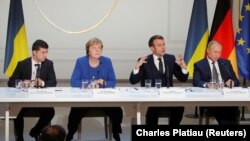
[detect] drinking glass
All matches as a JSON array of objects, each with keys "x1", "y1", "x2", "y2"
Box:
[
  {"x1": 15, "y1": 79, "x2": 22, "y2": 89},
  {"x1": 209, "y1": 78, "x2": 217, "y2": 89},
  {"x1": 155, "y1": 79, "x2": 162, "y2": 89},
  {"x1": 22, "y1": 81, "x2": 30, "y2": 88},
  {"x1": 88, "y1": 76, "x2": 98, "y2": 88},
  {"x1": 218, "y1": 79, "x2": 224, "y2": 90},
  {"x1": 145, "y1": 79, "x2": 151, "y2": 88},
  {"x1": 82, "y1": 79, "x2": 89, "y2": 90}
]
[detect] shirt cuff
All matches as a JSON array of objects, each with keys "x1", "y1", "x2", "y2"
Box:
[
  {"x1": 203, "y1": 83, "x2": 208, "y2": 88},
  {"x1": 133, "y1": 67, "x2": 139, "y2": 74},
  {"x1": 181, "y1": 68, "x2": 188, "y2": 74},
  {"x1": 41, "y1": 81, "x2": 45, "y2": 87}
]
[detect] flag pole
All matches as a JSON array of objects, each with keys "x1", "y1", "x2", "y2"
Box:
[
  {"x1": 241, "y1": 78, "x2": 249, "y2": 121},
  {"x1": 183, "y1": 0, "x2": 208, "y2": 119},
  {"x1": 235, "y1": 0, "x2": 250, "y2": 121},
  {"x1": 242, "y1": 78, "x2": 247, "y2": 88}
]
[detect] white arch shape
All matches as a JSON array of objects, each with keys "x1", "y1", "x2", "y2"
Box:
[{"x1": 33, "y1": 0, "x2": 118, "y2": 34}]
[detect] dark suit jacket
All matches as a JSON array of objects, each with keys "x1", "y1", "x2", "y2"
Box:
[
  {"x1": 193, "y1": 58, "x2": 239, "y2": 87},
  {"x1": 130, "y1": 54, "x2": 188, "y2": 87},
  {"x1": 8, "y1": 57, "x2": 57, "y2": 87}
]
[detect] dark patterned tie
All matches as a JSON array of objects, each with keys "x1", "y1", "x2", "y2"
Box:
[
  {"x1": 212, "y1": 61, "x2": 219, "y2": 82},
  {"x1": 158, "y1": 58, "x2": 163, "y2": 75}
]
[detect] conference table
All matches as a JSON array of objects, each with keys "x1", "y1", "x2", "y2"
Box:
[{"x1": 0, "y1": 86, "x2": 250, "y2": 141}]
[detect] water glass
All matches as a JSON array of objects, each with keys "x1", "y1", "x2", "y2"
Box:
[
  {"x1": 209, "y1": 79, "x2": 217, "y2": 89},
  {"x1": 82, "y1": 79, "x2": 89, "y2": 90},
  {"x1": 15, "y1": 79, "x2": 22, "y2": 89},
  {"x1": 218, "y1": 80, "x2": 224, "y2": 90},
  {"x1": 155, "y1": 79, "x2": 162, "y2": 88},
  {"x1": 145, "y1": 79, "x2": 151, "y2": 88},
  {"x1": 22, "y1": 81, "x2": 30, "y2": 88}
]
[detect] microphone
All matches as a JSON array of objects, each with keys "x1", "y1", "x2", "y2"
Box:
[
  {"x1": 35, "y1": 64, "x2": 41, "y2": 77},
  {"x1": 35, "y1": 64, "x2": 41, "y2": 88},
  {"x1": 166, "y1": 64, "x2": 169, "y2": 88},
  {"x1": 99, "y1": 61, "x2": 106, "y2": 88},
  {"x1": 220, "y1": 62, "x2": 232, "y2": 88},
  {"x1": 162, "y1": 54, "x2": 169, "y2": 88}
]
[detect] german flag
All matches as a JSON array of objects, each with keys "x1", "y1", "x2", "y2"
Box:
[
  {"x1": 4, "y1": 0, "x2": 29, "y2": 77},
  {"x1": 209, "y1": 0, "x2": 238, "y2": 75}
]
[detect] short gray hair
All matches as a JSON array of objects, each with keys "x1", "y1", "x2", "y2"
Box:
[{"x1": 207, "y1": 40, "x2": 222, "y2": 48}]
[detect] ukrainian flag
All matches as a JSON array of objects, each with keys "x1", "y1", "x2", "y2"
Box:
[
  {"x1": 184, "y1": 0, "x2": 209, "y2": 77},
  {"x1": 4, "y1": 0, "x2": 29, "y2": 77}
]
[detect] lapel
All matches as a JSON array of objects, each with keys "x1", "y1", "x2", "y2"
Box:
[
  {"x1": 146, "y1": 54, "x2": 157, "y2": 78},
  {"x1": 163, "y1": 55, "x2": 169, "y2": 78},
  {"x1": 40, "y1": 60, "x2": 46, "y2": 79},
  {"x1": 27, "y1": 58, "x2": 32, "y2": 79},
  {"x1": 204, "y1": 59, "x2": 212, "y2": 79},
  {"x1": 163, "y1": 54, "x2": 169, "y2": 70},
  {"x1": 217, "y1": 59, "x2": 226, "y2": 80},
  {"x1": 147, "y1": 54, "x2": 157, "y2": 70}
]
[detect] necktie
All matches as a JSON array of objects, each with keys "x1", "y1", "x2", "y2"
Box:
[
  {"x1": 35, "y1": 64, "x2": 41, "y2": 78},
  {"x1": 212, "y1": 61, "x2": 219, "y2": 82},
  {"x1": 158, "y1": 58, "x2": 163, "y2": 75}
]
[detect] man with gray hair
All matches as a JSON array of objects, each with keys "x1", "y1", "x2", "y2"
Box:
[{"x1": 193, "y1": 40, "x2": 240, "y2": 125}]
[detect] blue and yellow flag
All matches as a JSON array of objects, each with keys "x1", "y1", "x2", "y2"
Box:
[
  {"x1": 236, "y1": 0, "x2": 250, "y2": 80},
  {"x1": 184, "y1": 0, "x2": 209, "y2": 77},
  {"x1": 4, "y1": 0, "x2": 29, "y2": 77}
]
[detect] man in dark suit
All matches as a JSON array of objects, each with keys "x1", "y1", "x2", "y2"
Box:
[
  {"x1": 129, "y1": 35, "x2": 189, "y2": 125},
  {"x1": 8, "y1": 39, "x2": 57, "y2": 141},
  {"x1": 193, "y1": 40, "x2": 240, "y2": 125}
]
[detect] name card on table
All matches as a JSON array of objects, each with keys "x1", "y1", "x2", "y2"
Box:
[
  {"x1": 92, "y1": 88, "x2": 119, "y2": 95},
  {"x1": 185, "y1": 87, "x2": 223, "y2": 97},
  {"x1": 69, "y1": 88, "x2": 93, "y2": 97},
  {"x1": 223, "y1": 87, "x2": 249, "y2": 97},
  {"x1": 120, "y1": 87, "x2": 160, "y2": 97},
  {"x1": 159, "y1": 87, "x2": 185, "y2": 97},
  {"x1": 28, "y1": 88, "x2": 55, "y2": 97},
  {"x1": 159, "y1": 87, "x2": 186, "y2": 94}
]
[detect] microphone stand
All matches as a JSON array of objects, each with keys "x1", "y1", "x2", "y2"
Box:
[
  {"x1": 36, "y1": 76, "x2": 39, "y2": 88},
  {"x1": 98, "y1": 61, "x2": 106, "y2": 88},
  {"x1": 35, "y1": 64, "x2": 40, "y2": 89},
  {"x1": 166, "y1": 65, "x2": 169, "y2": 89},
  {"x1": 242, "y1": 78, "x2": 247, "y2": 88}
]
